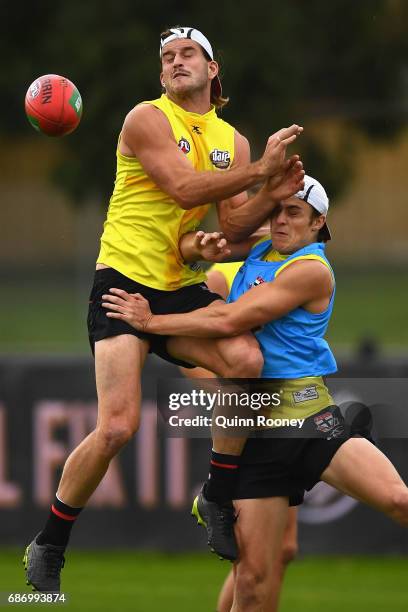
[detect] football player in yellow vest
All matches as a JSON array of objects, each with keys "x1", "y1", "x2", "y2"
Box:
[{"x1": 24, "y1": 27, "x2": 304, "y2": 591}]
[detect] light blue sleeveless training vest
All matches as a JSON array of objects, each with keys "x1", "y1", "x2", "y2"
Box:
[{"x1": 228, "y1": 241, "x2": 337, "y2": 378}]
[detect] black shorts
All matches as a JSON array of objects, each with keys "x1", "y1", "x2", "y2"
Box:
[
  {"x1": 235, "y1": 405, "x2": 353, "y2": 506},
  {"x1": 87, "y1": 267, "x2": 222, "y2": 367}
]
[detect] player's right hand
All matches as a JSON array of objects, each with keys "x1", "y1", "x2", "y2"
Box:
[
  {"x1": 193, "y1": 230, "x2": 232, "y2": 262},
  {"x1": 102, "y1": 288, "x2": 153, "y2": 331},
  {"x1": 264, "y1": 155, "x2": 305, "y2": 200},
  {"x1": 259, "y1": 125, "x2": 303, "y2": 178}
]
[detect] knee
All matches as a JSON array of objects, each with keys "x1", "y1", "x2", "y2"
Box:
[
  {"x1": 96, "y1": 417, "x2": 139, "y2": 458},
  {"x1": 240, "y1": 346, "x2": 264, "y2": 378},
  {"x1": 280, "y1": 543, "x2": 298, "y2": 566},
  {"x1": 388, "y1": 486, "x2": 408, "y2": 527},
  {"x1": 235, "y1": 564, "x2": 268, "y2": 608},
  {"x1": 228, "y1": 344, "x2": 264, "y2": 378}
]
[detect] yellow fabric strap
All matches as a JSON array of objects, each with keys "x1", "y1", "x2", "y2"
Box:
[
  {"x1": 275, "y1": 254, "x2": 333, "y2": 278},
  {"x1": 209, "y1": 261, "x2": 243, "y2": 291}
]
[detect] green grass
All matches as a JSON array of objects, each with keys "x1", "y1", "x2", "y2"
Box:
[
  {"x1": 282, "y1": 556, "x2": 408, "y2": 611},
  {"x1": 1, "y1": 267, "x2": 407, "y2": 353},
  {"x1": 1, "y1": 550, "x2": 407, "y2": 611}
]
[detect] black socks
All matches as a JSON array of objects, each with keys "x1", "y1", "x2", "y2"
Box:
[
  {"x1": 205, "y1": 451, "x2": 241, "y2": 503},
  {"x1": 36, "y1": 495, "x2": 83, "y2": 549}
]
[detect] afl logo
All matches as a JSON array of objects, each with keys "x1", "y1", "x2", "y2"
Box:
[
  {"x1": 178, "y1": 137, "x2": 190, "y2": 154},
  {"x1": 210, "y1": 149, "x2": 231, "y2": 169}
]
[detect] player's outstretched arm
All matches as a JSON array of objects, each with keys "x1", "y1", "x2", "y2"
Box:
[
  {"x1": 120, "y1": 104, "x2": 303, "y2": 210},
  {"x1": 218, "y1": 133, "x2": 305, "y2": 243},
  {"x1": 101, "y1": 260, "x2": 333, "y2": 337}
]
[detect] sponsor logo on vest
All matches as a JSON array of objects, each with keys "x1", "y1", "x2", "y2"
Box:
[
  {"x1": 210, "y1": 149, "x2": 231, "y2": 169},
  {"x1": 293, "y1": 386, "x2": 319, "y2": 403},
  {"x1": 178, "y1": 137, "x2": 190, "y2": 154},
  {"x1": 29, "y1": 81, "x2": 41, "y2": 100}
]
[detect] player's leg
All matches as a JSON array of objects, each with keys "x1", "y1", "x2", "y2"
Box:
[
  {"x1": 231, "y1": 497, "x2": 289, "y2": 612},
  {"x1": 321, "y1": 437, "x2": 408, "y2": 526},
  {"x1": 269, "y1": 507, "x2": 298, "y2": 611},
  {"x1": 217, "y1": 571, "x2": 235, "y2": 612},
  {"x1": 168, "y1": 330, "x2": 263, "y2": 379},
  {"x1": 57, "y1": 334, "x2": 149, "y2": 505},
  {"x1": 179, "y1": 365, "x2": 217, "y2": 379},
  {"x1": 169, "y1": 331, "x2": 264, "y2": 557},
  {"x1": 216, "y1": 507, "x2": 298, "y2": 612},
  {"x1": 168, "y1": 331, "x2": 263, "y2": 459},
  {"x1": 280, "y1": 506, "x2": 299, "y2": 570},
  {"x1": 24, "y1": 334, "x2": 149, "y2": 592},
  {"x1": 169, "y1": 333, "x2": 263, "y2": 560},
  {"x1": 178, "y1": 268, "x2": 230, "y2": 381},
  {"x1": 168, "y1": 330, "x2": 264, "y2": 455}
]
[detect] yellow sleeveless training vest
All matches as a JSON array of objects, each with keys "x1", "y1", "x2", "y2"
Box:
[{"x1": 97, "y1": 94, "x2": 235, "y2": 291}]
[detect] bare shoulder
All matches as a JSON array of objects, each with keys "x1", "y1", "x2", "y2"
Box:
[
  {"x1": 278, "y1": 258, "x2": 333, "y2": 290},
  {"x1": 120, "y1": 103, "x2": 173, "y2": 156},
  {"x1": 234, "y1": 129, "x2": 250, "y2": 152},
  {"x1": 233, "y1": 129, "x2": 251, "y2": 165},
  {"x1": 123, "y1": 103, "x2": 172, "y2": 134}
]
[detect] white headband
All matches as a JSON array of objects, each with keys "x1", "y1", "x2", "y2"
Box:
[
  {"x1": 160, "y1": 27, "x2": 214, "y2": 59},
  {"x1": 159, "y1": 27, "x2": 222, "y2": 98}
]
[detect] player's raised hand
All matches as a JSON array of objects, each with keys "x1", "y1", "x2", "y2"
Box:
[
  {"x1": 264, "y1": 156, "x2": 305, "y2": 201},
  {"x1": 192, "y1": 230, "x2": 231, "y2": 262},
  {"x1": 102, "y1": 288, "x2": 153, "y2": 331},
  {"x1": 258, "y1": 125, "x2": 303, "y2": 178}
]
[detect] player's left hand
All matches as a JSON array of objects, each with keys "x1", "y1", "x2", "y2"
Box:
[
  {"x1": 192, "y1": 230, "x2": 232, "y2": 262},
  {"x1": 264, "y1": 155, "x2": 305, "y2": 201},
  {"x1": 102, "y1": 288, "x2": 153, "y2": 331}
]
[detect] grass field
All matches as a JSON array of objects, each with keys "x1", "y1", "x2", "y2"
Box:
[
  {"x1": 1, "y1": 267, "x2": 408, "y2": 353},
  {"x1": 1, "y1": 550, "x2": 407, "y2": 611}
]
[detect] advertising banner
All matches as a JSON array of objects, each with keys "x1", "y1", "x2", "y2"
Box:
[{"x1": 1, "y1": 356, "x2": 407, "y2": 554}]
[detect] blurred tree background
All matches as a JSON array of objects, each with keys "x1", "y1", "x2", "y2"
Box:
[
  {"x1": 1, "y1": 0, "x2": 408, "y2": 202},
  {"x1": 0, "y1": 0, "x2": 407, "y2": 353}
]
